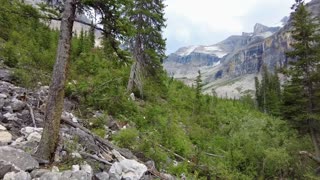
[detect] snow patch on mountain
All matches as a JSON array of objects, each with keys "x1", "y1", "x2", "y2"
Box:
[
  {"x1": 195, "y1": 46, "x2": 227, "y2": 58},
  {"x1": 175, "y1": 45, "x2": 227, "y2": 58},
  {"x1": 176, "y1": 46, "x2": 198, "y2": 56}
]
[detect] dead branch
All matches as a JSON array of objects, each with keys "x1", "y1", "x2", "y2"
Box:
[
  {"x1": 61, "y1": 117, "x2": 136, "y2": 160},
  {"x1": 26, "y1": 103, "x2": 37, "y2": 128},
  {"x1": 157, "y1": 144, "x2": 192, "y2": 164},
  {"x1": 79, "y1": 152, "x2": 112, "y2": 166},
  {"x1": 299, "y1": 151, "x2": 320, "y2": 165}
]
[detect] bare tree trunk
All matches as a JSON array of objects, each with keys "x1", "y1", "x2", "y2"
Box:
[
  {"x1": 127, "y1": 62, "x2": 137, "y2": 92},
  {"x1": 35, "y1": 0, "x2": 76, "y2": 162},
  {"x1": 127, "y1": 61, "x2": 143, "y2": 96},
  {"x1": 310, "y1": 128, "x2": 320, "y2": 158}
]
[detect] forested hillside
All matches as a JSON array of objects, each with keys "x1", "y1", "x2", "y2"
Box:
[{"x1": 0, "y1": 0, "x2": 319, "y2": 179}]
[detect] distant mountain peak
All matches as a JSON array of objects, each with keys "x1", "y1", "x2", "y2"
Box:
[{"x1": 253, "y1": 23, "x2": 270, "y2": 34}]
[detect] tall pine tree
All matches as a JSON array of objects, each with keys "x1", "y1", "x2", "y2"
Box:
[
  {"x1": 282, "y1": 0, "x2": 320, "y2": 158},
  {"x1": 127, "y1": 0, "x2": 166, "y2": 96}
]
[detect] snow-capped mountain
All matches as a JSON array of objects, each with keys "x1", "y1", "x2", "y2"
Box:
[
  {"x1": 164, "y1": 0, "x2": 320, "y2": 99},
  {"x1": 163, "y1": 22, "x2": 281, "y2": 94}
]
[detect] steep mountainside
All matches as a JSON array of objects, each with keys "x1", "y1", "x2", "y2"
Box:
[
  {"x1": 164, "y1": 0, "x2": 320, "y2": 98},
  {"x1": 24, "y1": 0, "x2": 103, "y2": 46}
]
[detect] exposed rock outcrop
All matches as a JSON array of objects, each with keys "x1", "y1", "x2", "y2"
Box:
[{"x1": 0, "y1": 69, "x2": 176, "y2": 180}]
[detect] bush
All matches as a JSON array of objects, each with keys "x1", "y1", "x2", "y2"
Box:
[{"x1": 113, "y1": 128, "x2": 139, "y2": 148}]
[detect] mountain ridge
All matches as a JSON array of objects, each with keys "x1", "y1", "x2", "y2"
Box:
[{"x1": 164, "y1": 0, "x2": 320, "y2": 98}]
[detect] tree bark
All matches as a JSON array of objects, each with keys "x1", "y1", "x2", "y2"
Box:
[
  {"x1": 35, "y1": 0, "x2": 76, "y2": 162},
  {"x1": 127, "y1": 62, "x2": 137, "y2": 92},
  {"x1": 310, "y1": 128, "x2": 320, "y2": 158}
]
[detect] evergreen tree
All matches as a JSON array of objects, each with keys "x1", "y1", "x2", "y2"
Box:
[
  {"x1": 255, "y1": 76, "x2": 262, "y2": 109},
  {"x1": 194, "y1": 70, "x2": 203, "y2": 113},
  {"x1": 195, "y1": 70, "x2": 203, "y2": 101},
  {"x1": 89, "y1": 21, "x2": 95, "y2": 48},
  {"x1": 76, "y1": 28, "x2": 85, "y2": 56},
  {"x1": 255, "y1": 66, "x2": 281, "y2": 116},
  {"x1": 127, "y1": 0, "x2": 166, "y2": 96},
  {"x1": 282, "y1": 0, "x2": 320, "y2": 158},
  {"x1": 36, "y1": 0, "x2": 136, "y2": 162}
]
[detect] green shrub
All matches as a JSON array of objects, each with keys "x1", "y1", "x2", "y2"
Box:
[{"x1": 113, "y1": 128, "x2": 139, "y2": 148}]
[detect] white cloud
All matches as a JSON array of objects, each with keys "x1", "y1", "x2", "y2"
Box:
[{"x1": 164, "y1": 0, "x2": 312, "y2": 54}]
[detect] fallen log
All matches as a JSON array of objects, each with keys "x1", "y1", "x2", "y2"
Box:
[
  {"x1": 61, "y1": 117, "x2": 136, "y2": 160},
  {"x1": 299, "y1": 151, "x2": 320, "y2": 165},
  {"x1": 26, "y1": 103, "x2": 37, "y2": 128},
  {"x1": 79, "y1": 152, "x2": 113, "y2": 166}
]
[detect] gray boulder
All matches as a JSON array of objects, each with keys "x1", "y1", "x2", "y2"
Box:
[
  {"x1": 109, "y1": 159, "x2": 147, "y2": 180},
  {"x1": 80, "y1": 162, "x2": 93, "y2": 176},
  {"x1": 11, "y1": 99, "x2": 26, "y2": 112},
  {"x1": 65, "y1": 170, "x2": 91, "y2": 180},
  {"x1": 0, "y1": 69, "x2": 12, "y2": 82},
  {"x1": 30, "y1": 169, "x2": 51, "y2": 179},
  {"x1": 39, "y1": 170, "x2": 92, "y2": 180},
  {"x1": 3, "y1": 171, "x2": 31, "y2": 180},
  {"x1": 0, "y1": 160, "x2": 20, "y2": 178},
  {"x1": 39, "y1": 172, "x2": 61, "y2": 180},
  {"x1": 94, "y1": 172, "x2": 109, "y2": 180},
  {"x1": 0, "y1": 146, "x2": 39, "y2": 171}
]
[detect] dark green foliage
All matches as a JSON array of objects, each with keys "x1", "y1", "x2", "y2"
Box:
[
  {"x1": 282, "y1": 0, "x2": 320, "y2": 158},
  {"x1": 129, "y1": 0, "x2": 166, "y2": 69},
  {"x1": 194, "y1": 70, "x2": 203, "y2": 113},
  {"x1": 0, "y1": 0, "x2": 58, "y2": 87},
  {"x1": 126, "y1": 0, "x2": 167, "y2": 97},
  {"x1": 255, "y1": 66, "x2": 282, "y2": 116}
]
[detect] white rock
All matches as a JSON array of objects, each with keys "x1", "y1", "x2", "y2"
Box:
[
  {"x1": 3, "y1": 171, "x2": 31, "y2": 180},
  {"x1": 130, "y1": 93, "x2": 135, "y2": 101},
  {"x1": 72, "y1": 117, "x2": 78, "y2": 123},
  {"x1": 80, "y1": 162, "x2": 93, "y2": 177},
  {"x1": 51, "y1": 166, "x2": 59, "y2": 172},
  {"x1": 3, "y1": 106, "x2": 13, "y2": 113},
  {"x1": 11, "y1": 137, "x2": 25, "y2": 146},
  {"x1": 21, "y1": 127, "x2": 43, "y2": 137},
  {"x1": 0, "y1": 124, "x2": 7, "y2": 131},
  {"x1": 0, "y1": 131, "x2": 12, "y2": 143},
  {"x1": 0, "y1": 93, "x2": 7, "y2": 98},
  {"x1": 3, "y1": 113, "x2": 17, "y2": 121},
  {"x1": 26, "y1": 132, "x2": 41, "y2": 142},
  {"x1": 72, "y1": 165, "x2": 80, "y2": 172},
  {"x1": 109, "y1": 159, "x2": 147, "y2": 180},
  {"x1": 71, "y1": 152, "x2": 82, "y2": 158}
]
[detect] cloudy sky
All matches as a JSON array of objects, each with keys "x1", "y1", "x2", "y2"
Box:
[{"x1": 164, "y1": 0, "x2": 311, "y2": 54}]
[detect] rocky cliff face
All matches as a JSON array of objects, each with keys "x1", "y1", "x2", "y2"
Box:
[
  {"x1": 164, "y1": 21, "x2": 281, "y2": 88},
  {"x1": 164, "y1": 0, "x2": 320, "y2": 98}
]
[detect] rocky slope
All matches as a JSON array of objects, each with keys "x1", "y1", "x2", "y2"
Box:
[
  {"x1": 164, "y1": 0, "x2": 320, "y2": 98},
  {"x1": 0, "y1": 68, "x2": 175, "y2": 180}
]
